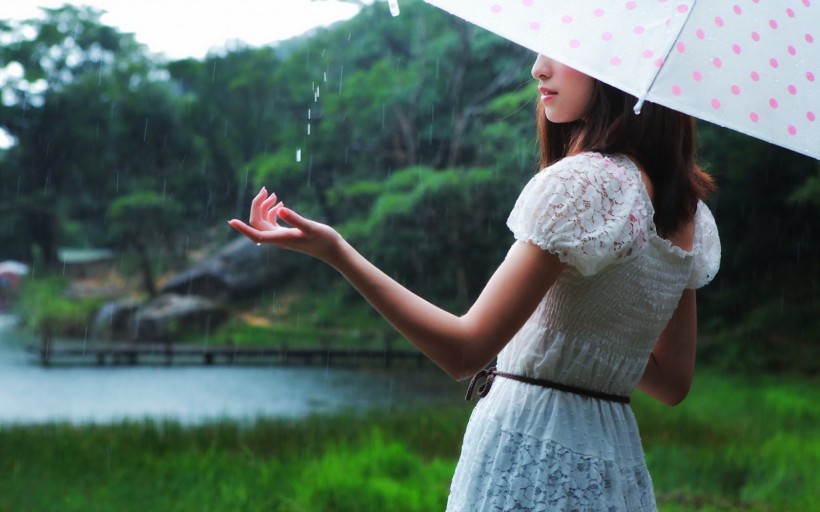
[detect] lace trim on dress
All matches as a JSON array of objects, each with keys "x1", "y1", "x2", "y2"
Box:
[
  {"x1": 506, "y1": 152, "x2": 650, "y2": 276},
  {"x1": 686, "y1": 202, "x2": 721, "y2": 288},
  {"x1": 507, "y1": 152, "x2": 720, "y2": 285},
  {"x1": 447, "y1": 429, "x2": 657, "y2": 512}
]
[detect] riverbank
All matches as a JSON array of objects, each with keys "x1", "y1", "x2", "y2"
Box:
[
  {"x1": 0, "y1": 316, "x2": 463, "y2": 425},
  {"x1": 1, "y1": 370, "x2": 816, "y2": 511}
]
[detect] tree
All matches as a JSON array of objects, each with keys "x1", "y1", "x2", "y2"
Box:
[
  {"x1": 0, "y1": 5, "x2": 153, "y2": 264},
  {"x1": 108, "y1": 192, "x2": 184, "y2": 297},
  {"x1": 0, "y1": 5, "x2": 212, "y2": 269}
]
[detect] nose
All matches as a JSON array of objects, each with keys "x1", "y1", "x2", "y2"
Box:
[{"x1": 531, "y1": 54, "x2": 553, "y2": 80}]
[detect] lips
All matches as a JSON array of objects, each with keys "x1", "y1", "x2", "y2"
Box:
[{"x1": 539, "y1": 87, "x2": 557, "y2": 102}]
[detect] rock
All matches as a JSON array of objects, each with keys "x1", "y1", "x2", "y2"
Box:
[
  {"x1": 91, "y1": 301, "x2": 140, "y2": 340},
  {"x1": 128, "y1": 293, "x2": 229, "y2": 342},
  {"x1": 161, "y1": 237, "x2": 302, "y2": 299},
  {"x1": 92, "y1": 294, "x2": 228, "y2": 342}
]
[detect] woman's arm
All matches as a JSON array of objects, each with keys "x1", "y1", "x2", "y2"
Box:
[
  {"x1": 229, "y1": 189, "x2": 565, "y2": 380},
  {"x1": 637, "y1": 288, "x2": 698, "y2": 406}
]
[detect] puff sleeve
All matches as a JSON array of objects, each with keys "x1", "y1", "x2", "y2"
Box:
[
  {"x1": 685, "y1": 201, "x2": 721, "y2": 289},
  {"x1": 506, "y1": 152, "x2": 651, "y2": 276}
]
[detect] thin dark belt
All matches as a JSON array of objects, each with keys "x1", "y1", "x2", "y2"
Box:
[{"x1": 465, "y1": 367, "x2": 631, "y2": 404}]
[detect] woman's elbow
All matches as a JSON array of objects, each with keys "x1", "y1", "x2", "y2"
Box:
[
  {"x1": 660, "y1": 381, "x2": 692, "y2": 406},
  {"x1": 446, "y1": 361, "x2": 489, "y2": 382}
]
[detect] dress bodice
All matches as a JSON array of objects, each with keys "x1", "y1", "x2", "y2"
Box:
[{"x1": 500, "y1": 152, "x2": 720, "y2": 395}]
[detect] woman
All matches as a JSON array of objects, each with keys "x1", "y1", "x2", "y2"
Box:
[{"x1": 229, "y1": 54, "x2": 720, "y2": 510}]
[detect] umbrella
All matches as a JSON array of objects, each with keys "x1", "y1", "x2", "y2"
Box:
[{"x1": 417, "y1": 0, "x2": 819, "y2": 159}]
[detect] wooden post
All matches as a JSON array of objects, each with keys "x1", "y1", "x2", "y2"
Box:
[
  {"x1": 384, "y1": 338, "x2": 393, "y2": 368},
  {"x1": 39, "y1": 327, "x2": 51, "y2": 367}
]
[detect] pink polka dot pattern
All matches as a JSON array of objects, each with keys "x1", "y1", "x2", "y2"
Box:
[
  {"x1": 649, "y1": 0, "x2": 819, "y2": 157},
  {"x1": 424, "y1": 0, "x2": 820, "y2": 157}
]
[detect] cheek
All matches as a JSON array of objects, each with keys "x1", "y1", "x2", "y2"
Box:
[{"x1": 572, "y1": 77, "x2": 595, "y2": 115}]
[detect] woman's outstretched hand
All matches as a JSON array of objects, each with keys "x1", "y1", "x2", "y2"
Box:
[{"x1": 228, "y1": 187, "x2": 343, "y2": 264}]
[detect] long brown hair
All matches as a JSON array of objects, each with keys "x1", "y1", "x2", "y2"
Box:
[{"x1": 536, "y1": 80, "x2": 715, "y2": 237}]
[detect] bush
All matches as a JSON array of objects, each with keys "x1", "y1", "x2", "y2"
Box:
[{"x1": 13, "y1": 274, "x2": 106, "y2": 338}]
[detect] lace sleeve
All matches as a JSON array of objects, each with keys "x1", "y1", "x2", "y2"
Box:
[
  {"x1": 686, "y1": 201, "x2": 721, "y2": 289},
  {"x1": 506, "y1": 152, "x2": 650, "y2": 276}
]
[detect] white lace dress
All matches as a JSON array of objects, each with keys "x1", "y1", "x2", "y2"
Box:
[{"x1": 446, "y1": 152, "x2": 721, "y2": 511}]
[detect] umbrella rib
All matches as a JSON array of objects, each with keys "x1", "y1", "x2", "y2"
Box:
[{"x1": 633, "y1": 0, "x2": 697, "y2": 114}]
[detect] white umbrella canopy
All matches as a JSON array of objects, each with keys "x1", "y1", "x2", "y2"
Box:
[{"x1": 420, "y1": 0, "x2": 819, "y2": 159}]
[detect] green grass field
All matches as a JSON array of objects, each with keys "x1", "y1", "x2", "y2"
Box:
[{"x1": 0, "y1": 370, "x2": 816, "y2": 511}]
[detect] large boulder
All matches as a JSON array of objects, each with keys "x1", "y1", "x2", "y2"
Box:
[
  {"x1": 161, "y1": 237, "x2": 302, "y2": 299},
  {"x1": 92, "y1": 294, "x2": 228, "y2": 342},
  {"x1": 128, "y1": 293, "x2": 228, "y2": 341}
]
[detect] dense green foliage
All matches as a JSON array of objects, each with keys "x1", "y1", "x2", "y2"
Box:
[
  {"x1": 0, "y1": 371, "x2": 816, "y2": 511},
  {"x1": 13, "y1": 274, "x2": 105, "y2": 337},
  {"x1": 2, "y1": 0, "x2": 818, "y2": 370}
]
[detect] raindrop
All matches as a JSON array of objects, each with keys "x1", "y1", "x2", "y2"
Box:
[
  {"x1": 143, "y1": 118, "x2": 149, "y2": 142},
  {"x1": 388, "y1": 0, "x2": 400, "y2": 16},
  {"x1": 296, "y1": 148, "x2": 302, "y2": 162},
  {"x1": 256, "y1": 243, "x2": 261, "y2": 247},
  {"x1": 307, "y1": 123, "x2": 311, "y2": 135},
  {"x1": 338, "y1": 65, "x2": 344, "y2": 94}
]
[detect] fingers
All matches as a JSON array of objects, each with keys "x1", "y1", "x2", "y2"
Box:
[
  {"x1": 248, "y1": 187, "x2": 272, "y2": 226},
  {"x1": 265, "y1": 201, "x2": 284, "y2": 225},
  {"x1": 228, "y1": 219, "x2": 263, "y2": 243},
  {"x1": 278, "y1": 207, "x2": 310, "y2": 230},
  {"x1": 260, "y1": 192, "x2": 278, "y2": 215},
  {"x1": 232, "y1": 189, "x2": 314, "y2": 245}
]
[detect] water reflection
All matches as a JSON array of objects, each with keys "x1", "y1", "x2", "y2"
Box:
[{"x1": 0, "y1": 316, "x2": 463, "y2": 425}]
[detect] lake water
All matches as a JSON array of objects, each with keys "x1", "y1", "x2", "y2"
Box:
[{"x1": 0, "y1": 316, "x2": 464, "y2": 425}]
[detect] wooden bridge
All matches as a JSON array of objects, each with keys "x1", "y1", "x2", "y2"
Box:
[{"x1": 25, "y1": 339, "x2": 427, "y2": 368}]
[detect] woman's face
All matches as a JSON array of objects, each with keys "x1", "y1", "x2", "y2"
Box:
[{"x1": 531, "y1": 54, "x2": 594, "y2": 123}]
